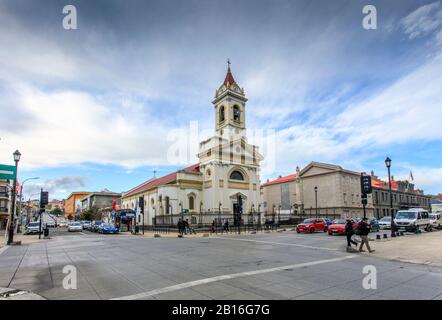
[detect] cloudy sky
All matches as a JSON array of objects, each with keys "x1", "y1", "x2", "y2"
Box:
[{"x1": 0, "y1": 0, "x2": 441, "y2": 199}]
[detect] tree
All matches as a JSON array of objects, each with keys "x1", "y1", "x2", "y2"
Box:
[
  {"x1": 51, "y1": 207, "x2": 63, "y2": 216},
  {"x1": 78, "y1": 206, "x2": 101, "y2": 221}
]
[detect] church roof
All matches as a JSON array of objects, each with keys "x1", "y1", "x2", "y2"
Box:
[
  {"x1": 123, "y1": 164, "x2": 200, "y2": 198},
  {"x1": 223, "y1": 65, "x2": 236, "y2": 86}
]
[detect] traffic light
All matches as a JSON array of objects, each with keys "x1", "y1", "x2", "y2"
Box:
[
  {"x1": 360, "y1": 175, "x2": 372, "y2": 194},
  {"x1": 361, "y1": 193, "x2": 368, "y2": 205},
  {"x1": 138, "y1": 196, "x2": 144, "y2": 213},
  {"x1": 40, "y1": 191, "x2": 49, "y2": 207}
]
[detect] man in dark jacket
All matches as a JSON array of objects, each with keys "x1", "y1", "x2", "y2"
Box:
[
  {"x1": 177, "y1": 219, "x2": 184, "y2": 235},
  {"x1": 358, "y1": 218, "x2": 375, "y2": 253},
  {"x1": 345, "y1": 219, "x2": 358, "y2": 247}
]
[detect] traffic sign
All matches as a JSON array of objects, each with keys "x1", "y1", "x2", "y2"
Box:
[{"x1": 0, "y1": 164, "x2": 16, "y2": 180}]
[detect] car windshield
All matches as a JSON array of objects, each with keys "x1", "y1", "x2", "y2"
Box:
[
  {"x1": 29, "y1": 222, "x2": 39, "y2": 227},
  {"x1": 72, "y1": 222, "x2": 81, "y2": 226},
  {"x1": 94, "y1": 221, "x2": 102, "y2": 225},
  {"x1": 395, "y1": 211, "x2": 417, "y2": 219},
  {"x1": 380, "y1": 217, "x2": 391, "y2": 222},
  {"x1": 303, "y1": 219, "x2": 315, "y2": 223},
  {"x1": 332, "y1": 219, "x2": 346, "y2": 224}
]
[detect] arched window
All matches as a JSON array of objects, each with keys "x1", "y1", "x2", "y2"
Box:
[
  {"x1": 230, "y1": 170, "x2": 244, "y2": 181},
  {"x1": 219, "y1": 106, "x2": 225, "y2": 122},
  {"x1": 233, "y1": 106, "x2": 240, "y2": 122},
  {"x1": 189, "y1": 196, "x2": 195, "y2": 210},
  {"x1": 165, "y1": 196, "x2": 170, "y2": 214}
]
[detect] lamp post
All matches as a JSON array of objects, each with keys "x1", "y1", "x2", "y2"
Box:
[
  {"x1": 251, "y1": 204, "x2": 255, "y2": 226},
  {"x1": 179, "y1": 202, "x2": 183, "y2": 224},
  {"x1": 278, "y1": 204, "x2": 281, "y2": 227},
  {"x1": 258, "y1": 204, "x2": 261, "y2": 227},
  {"x1": 314, "y1": 186, "x2": 318, "y2": 218},
  {"x1": 199, "y1": 201, "x2": 203, "y2": 227},
  {"x1": 218, "y1": 202, "x2": 222, "y2": 230},
  {"x1": 7, "y1": 150, "x2": 21, "y2": 245},
  {"x1": 385, "y1": 157, "x2": 396, "y2": 238},
  {"x1": 16, "y1": 177, "x2": 39, "y2": 233}
]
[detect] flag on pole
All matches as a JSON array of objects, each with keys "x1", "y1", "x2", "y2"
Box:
[{"x1": 409, "y1": 170, "x2": 414, "y2": 181}]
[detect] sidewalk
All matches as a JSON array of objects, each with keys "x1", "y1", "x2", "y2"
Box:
[
  {"x1": 0, "y1": 232, "x2": 51, "y2": 248},
  {"x1": 363, "y1": 231, "x2": 442, "y2": 267}
]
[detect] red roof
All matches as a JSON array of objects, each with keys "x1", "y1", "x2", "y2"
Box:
[
  {"x1": 261, "y1": 174, "x2": 297, "y2": 187},
  {"x1": 223, "y1": 66, "x2": 236, "y2": 86},
  {"x1": 371, "y1": 179, "x2": 398, "y2": 190},
  {"x1": 124, "y1": 164, "x2": 200, "y2": 197}
]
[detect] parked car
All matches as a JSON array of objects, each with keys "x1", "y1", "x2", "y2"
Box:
[
  {"x1": 58, "y1": 221, "x2": 68, "y2": 227},
  {"x1": 90, "y1": 221, "x2": 103, "y2": 232},
  {"x1": 68, "y1": 222, "x2": 83, "y2": 232},
  {"x1": 429, "y1": 213, "x2": 442, "y2": 230},
  {"x1": 368, "y1": 218, "x2": 380, "y2": 232},
  {"x1": 327, "y1": 219, "x2": 347, "y2": 235},
  {"x1": 394, "y1": 208, "x2": 432, "y2": 233},
  {"x1": 25, "y1": 222, "x2": 43, "y2": 235},
  {"x1": 46, "y1": 221, "x2": 56, "y2": 228},
  {"x1": 296, "y1": 218, "x2": 327, "y2": 233},
  {"x1": 378, "y1": 216, "x2": 392, "y2": 229},
  {"x1": 82, "y1": 220, "x2": 92, "y2": 230},
  {"x1": 98, "y1": 223, "x2": 119, "y2": 234}
]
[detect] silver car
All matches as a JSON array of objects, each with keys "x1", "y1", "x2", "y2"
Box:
[
  {"x1": 68, "y1": 222, "x2": 83, "y2": 232},
  {"x1": 25, "y1": 222, "x2": 43, "y2": 234},
  {"x1": 378, "y1": 216, "x2": 391, "y2": 229}
]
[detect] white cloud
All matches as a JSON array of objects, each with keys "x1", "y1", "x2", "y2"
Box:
[
  {"x1": 400, "y1": 1, "x2": 442, "y2": 40},
  {"x1": 0, "y1": 82, "x2": 172, "y2": 169}
]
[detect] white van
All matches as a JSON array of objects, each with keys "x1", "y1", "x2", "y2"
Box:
[
  {"x1": 429, "y1": 213, "x2": 442, "y2": 230},
  {"x1": 394, "y1": 208, "x2": 432, "y2": 233}
]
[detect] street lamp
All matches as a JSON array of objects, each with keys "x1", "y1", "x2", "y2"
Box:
[
  {"x1": 278, "y1": 204, "x2": 282, "y2": 227},
  {"x1": 17, "y1": 177, "x2": 39, "y2": 233},
  {"x1": 218, "y1": 202, "x2": 222, "y2": 230},
  {"x1": 199, "y1": 201, "x2": 203, "y2": 226},
  {"x1": 7, "y1": 150, "x2": 21, "y2": 245},
  {"x1": 314, "y1": 186, "x2": 318, "y2": 218},
  {"x1": 385, "y1": 157, "x2": 396, "y2": 238}
]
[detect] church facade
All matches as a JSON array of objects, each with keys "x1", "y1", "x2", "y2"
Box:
[{"x1": 121, "y1": 65, "x2": 263, "y2": 226}]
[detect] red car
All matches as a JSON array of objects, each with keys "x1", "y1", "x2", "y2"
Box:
[
  {"x1": 328, "y1": 219, "x2": 358, "y2": 235},
  {"x1": 296, "y1": 218, "x2": 328, "y2": 233}
]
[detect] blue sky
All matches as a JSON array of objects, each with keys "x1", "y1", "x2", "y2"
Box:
[{"x1": 0, "y1": 0, "x2": 442, "y2": 199}]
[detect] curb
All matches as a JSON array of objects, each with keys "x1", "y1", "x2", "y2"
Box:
[{"x1": 0, "y1": 287, "x2": 46, "y2": 300}]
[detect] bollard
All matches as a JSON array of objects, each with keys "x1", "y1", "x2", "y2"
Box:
[
  {"x1": 376, "y1": 234, "x2": 381, "y2": 240},
  {"x1": 383, "y1": 234, "x2": 388, "y2": 239}
]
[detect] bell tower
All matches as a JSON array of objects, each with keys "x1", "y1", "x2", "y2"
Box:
[{"x1": 213, "y1": 61, "x2": 247, "y2": 140}]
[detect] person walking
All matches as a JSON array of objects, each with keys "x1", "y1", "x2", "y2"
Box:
[
  {"x1": 345, "y1": 219, "x2": 358, "y2": 248},
  {"x1": 357, "y1": 218, "x2": 375, "y2": 253},
  {"x1": 177, "y1": 219, "x2": 184, "y2": 236},
  {"x1": 223, "y1": 219, "x2": 229, "y2": 233}
]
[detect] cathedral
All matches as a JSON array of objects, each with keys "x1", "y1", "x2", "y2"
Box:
[{"x1": 121, "y1": 64, "x2": 263, "y2": 226}]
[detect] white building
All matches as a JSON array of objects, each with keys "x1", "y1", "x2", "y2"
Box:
[{"x1": 121, "y1": 64, "x2": 263, "y2": 226}]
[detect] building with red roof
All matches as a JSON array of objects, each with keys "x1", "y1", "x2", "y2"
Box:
[{"x1": 121, "y1": 63, "x2": 263, "y2": 226}]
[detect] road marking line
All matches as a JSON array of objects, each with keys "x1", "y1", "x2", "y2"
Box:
[
  {"x1": 0, "y1": 246, "x2": 9, "y2": 256},
  {"x1": 112, "y1": 255, "x2": 356, "y2": 300},
  {"x1": 209, "y1": 236, "x2": 339, "y2": 251}
]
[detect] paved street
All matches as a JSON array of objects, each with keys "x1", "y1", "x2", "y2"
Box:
[{"x1": 1, "y1": 228, "x2": 441, "y2": 300}]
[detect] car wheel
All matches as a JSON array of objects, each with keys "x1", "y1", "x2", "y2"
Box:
[
  {"x1": 328, "y1": 232, "x2": 332, "y2": 236},
  {"x1": 309, "y1": 228, "x2": 314, "y2": 233}
]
